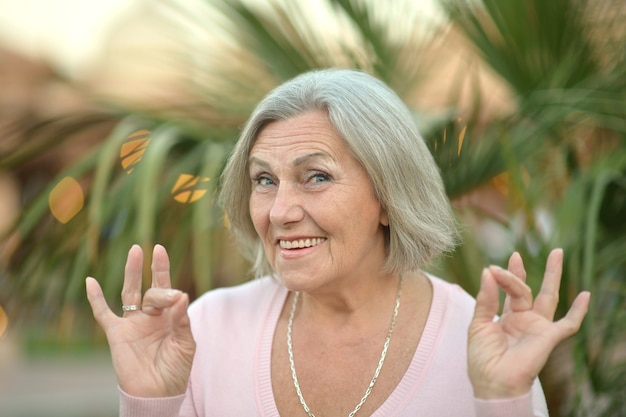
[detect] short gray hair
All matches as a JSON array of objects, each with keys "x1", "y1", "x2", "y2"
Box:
[{"x1": 219, "y1": 68, "x2": 458, "y2": 277}]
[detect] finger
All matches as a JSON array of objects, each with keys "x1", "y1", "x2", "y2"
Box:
[
  {"x1": 171, "y1": 292, "x2": 191, "y2": 323},
  {"x1": 121, "y1": 245, "x2": 144, "y2": 312},
  {"x1": 507, "y1": 252, "x2": 527, "y2": 281},
  {"x1": 86, "y1": 277, "x2": 117, "y2": 329},
  {"x1": 151, "y1": 244, "x2": 172, "y2": 289},
  {"x1": 489, "y1": 265, "x2": 533, "y2": 312},
  {"x1": 472, "y1": 268, "x2": 500, "y2": 323},
  {"x1": 503, "y1": 252, "x2": 527, "y2": 315},
  {"x1": 555, "y1": 291, "x2": 590, "y2": 339},
  {"x1": 141, "y1": 287, "x2": 183, "y2": 315},
  {"x1": 169, "y1": 293, "x2": 193, "y2": 335},
  {"x1": 533, "y1": 248, "x2": 563, "y2": 319}
]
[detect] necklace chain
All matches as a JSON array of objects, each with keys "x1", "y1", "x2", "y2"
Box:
[{"x1": 287, "y1": 277, "x2": 404, "y2": 417}]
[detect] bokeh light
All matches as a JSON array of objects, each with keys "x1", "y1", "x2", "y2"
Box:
[
  {"x1": 120, "y1": 129, "x2": 151, "y2": 174},
  {"x1": 0, "y1": 304, "x2": 7, "y2": 338},
  {"x1": 48, "y1": 176, "x2": 84, "y2": 224},
  {"x1": 171, "y1": 174, "x2": 211, "y2": 203}
]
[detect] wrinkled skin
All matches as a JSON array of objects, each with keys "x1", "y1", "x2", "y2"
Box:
[
  {"x1": 468, "y1": 248, "x2": 590, "y2": 398},
  {"x1": 86, "y1": 244, "x2": 195, "y2": 397}
]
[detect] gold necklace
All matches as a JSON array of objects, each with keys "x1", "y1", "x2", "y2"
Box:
[{"x1": 286, "y1": 277, "x2": 404, "y2": 417}]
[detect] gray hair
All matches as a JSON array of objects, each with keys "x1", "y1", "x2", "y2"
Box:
[{"x1": 219, "y1": 68, "x2": 458, "y2": 277}]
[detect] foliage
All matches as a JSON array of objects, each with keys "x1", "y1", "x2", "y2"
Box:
[
  {"x1": 1, "y1": 0, "x2": 467, "y2": 327},
  {"x1": 443, "y1": 0, "x2": 626, "y2": 415},
  {"x1": 1, "y1": 0, "x2": 625, "y2": 415}
]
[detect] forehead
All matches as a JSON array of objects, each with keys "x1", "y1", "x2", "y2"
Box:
[{"x1": 249, "y1": 111, "x2": 350, "y2": 160}]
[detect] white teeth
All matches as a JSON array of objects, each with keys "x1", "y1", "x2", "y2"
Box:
[{"x1": 279, "y1": 238, "x2": 325, "y2": 249}]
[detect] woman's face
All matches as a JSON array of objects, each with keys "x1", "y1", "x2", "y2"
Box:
[{"x1": 248, "y1": 110, "x2": 389, "y2": 292}]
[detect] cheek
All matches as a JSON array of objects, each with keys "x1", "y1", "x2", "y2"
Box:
[
  {"x1": 348, "y1": 200, "x2": 386, "y2": 237},
  {"x1": 249, "y1": 196, "x2": 268, "y2": 235}
]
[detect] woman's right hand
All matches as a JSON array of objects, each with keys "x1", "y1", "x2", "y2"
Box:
[{"x1": 86, "y1": 244, "x2": 196, "y2": 397}]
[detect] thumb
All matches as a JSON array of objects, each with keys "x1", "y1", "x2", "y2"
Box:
[
  {"x1": 472, "y1": 268, "x2": 500, "y2": 324},
  {"x1": 86, "y1": 277, "x2": 117, "y2": 329}
]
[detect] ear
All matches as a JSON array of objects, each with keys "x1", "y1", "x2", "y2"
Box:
[{"x1": 380, "y1": 208, "x2": 389, "y2": 227}]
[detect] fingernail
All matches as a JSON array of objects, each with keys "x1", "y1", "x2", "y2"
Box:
[{"x1": 480, "y1": 268, "x2": 488, "y2": 282}]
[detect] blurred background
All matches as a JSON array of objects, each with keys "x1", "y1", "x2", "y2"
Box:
[{"x1": 0, "y1": 0, "x2": 624, "y2": 416}]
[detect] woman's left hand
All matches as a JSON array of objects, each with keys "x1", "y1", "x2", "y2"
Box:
[{"x1": 468, "y1": 248, "x2": 590, "y2": 399}]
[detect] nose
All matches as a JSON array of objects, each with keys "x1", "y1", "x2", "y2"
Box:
[{"x1": 269, "y1": 182, "x2": 304, "y2": 226}]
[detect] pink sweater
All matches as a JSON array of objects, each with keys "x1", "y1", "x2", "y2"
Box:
[{"x1": 120, "y1": 275, "x2": 548, "y2": 416}]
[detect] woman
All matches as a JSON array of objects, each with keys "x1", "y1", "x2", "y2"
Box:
[{"x1": 86, "y1": 69, "x2": 590, "y2": 416}]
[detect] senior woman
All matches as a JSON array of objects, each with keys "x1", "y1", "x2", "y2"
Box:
[{"x1": 86, "y1": 69, "x2": 590, "y2": 416}]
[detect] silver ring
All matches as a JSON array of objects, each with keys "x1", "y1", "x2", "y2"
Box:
[{"x1": 122, "y1": 304, "x2": 141, "y2": 312}]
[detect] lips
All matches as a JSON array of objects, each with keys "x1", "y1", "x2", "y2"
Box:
[{"x1": 279, "y1": 237, "x2": 326, "y2": 249}]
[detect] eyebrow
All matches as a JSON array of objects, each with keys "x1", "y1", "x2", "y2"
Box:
[
  {"x1": 294, "y1": 152, "x2": 333, "y2": 166},
  {"x1": 248, "y1": 152, "x2": 333, "y2": 169},
  {"x1": 248, "y1": 157, "x2": 270, "y2": 169}
]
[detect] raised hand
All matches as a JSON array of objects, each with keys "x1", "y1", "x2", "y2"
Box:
[
  {"x1": 86, "y1": 244, "x2": 196, "y2": 397},
  {"x1": 468, "y1": 248, "x2": 590, "y2": 399}
]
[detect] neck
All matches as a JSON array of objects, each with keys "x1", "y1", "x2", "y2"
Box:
[
  {"x1": 295, "y1": 272, "x2": 403, "y2": 333},
  {"x1": 287, "y1": 273, "x2": 406, "y2": 417}
]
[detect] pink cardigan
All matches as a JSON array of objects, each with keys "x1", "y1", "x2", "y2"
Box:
[{"x1": 120, "y1": 275, "x2": 548, "y2": 416}]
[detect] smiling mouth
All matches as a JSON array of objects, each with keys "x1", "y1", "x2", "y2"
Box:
[{"x1": 279, "y1": 238, "x2": 326, "y2": 249}]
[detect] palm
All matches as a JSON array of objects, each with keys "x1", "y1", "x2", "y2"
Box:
[
  {"x1": 468, "y1": 249, "x2": 590, "y2": 398},
  {"x1": 86, "y1": 245, "x2": 196, "y2": 397}
]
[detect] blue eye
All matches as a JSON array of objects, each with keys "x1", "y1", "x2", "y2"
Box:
[
  {"x1": 308, "y1": 172, "x2": 331, "y2": 184},
  {"x1": 253, "y1": 175, "x2": 275, "y2": 186}
]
